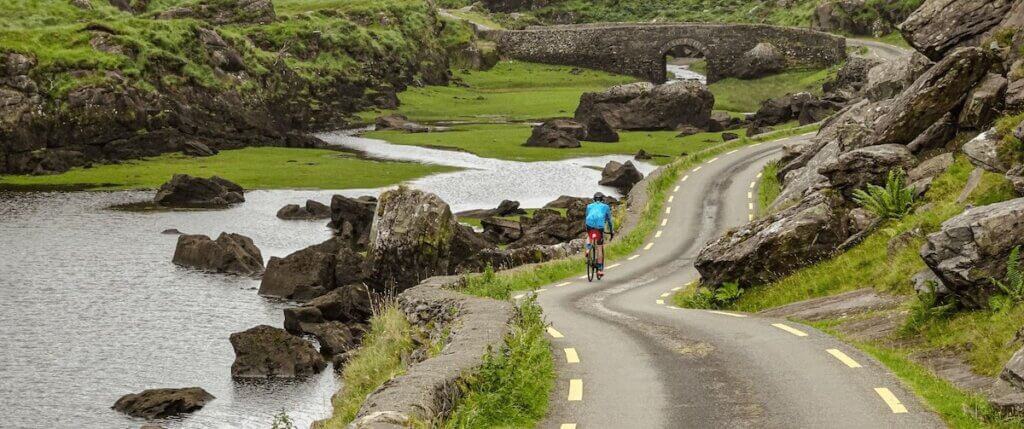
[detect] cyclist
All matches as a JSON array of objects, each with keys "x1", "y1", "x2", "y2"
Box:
[{"x1": 585, "y1": 192, "x2": 615, "y2": 277}]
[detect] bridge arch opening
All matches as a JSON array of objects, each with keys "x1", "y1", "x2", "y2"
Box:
[{"x1": 659, "y1": 38, "x2": 709, "y2": 84}]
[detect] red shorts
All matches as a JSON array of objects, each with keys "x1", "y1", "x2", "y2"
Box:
[{"x1": 587, "y1": 228, "x2": 604, "y2": 245}]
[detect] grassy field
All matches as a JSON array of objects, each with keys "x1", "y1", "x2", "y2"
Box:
[
  {"x1": 709, "y1": 67, "x2": 837, "y2": 113},
  {"x1": 756, "y1": 161, "x2": 781, "y2": 215},
  {"x1": 0, "y1": 147, "x2": 454, "y2": 190}
]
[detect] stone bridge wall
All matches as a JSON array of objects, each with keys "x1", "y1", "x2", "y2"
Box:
[{"x1": 497, "y1": 23, "x2": 846, "y2": 83}]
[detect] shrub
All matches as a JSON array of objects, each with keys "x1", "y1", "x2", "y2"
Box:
[
  {"x1": 901, "y1": 281, "x2": 955, "y2": 335},
  {"x1": 852, "y1": 169, "x2": 915, "y2": 220},
  {"x1": 680, "y1": 282, "x2": 743, "y2": 309},
  {"x1": 991, "y1": 246, "x2": 1024, "y2": 303}
]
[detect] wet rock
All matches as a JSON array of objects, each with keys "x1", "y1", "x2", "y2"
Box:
[
  {"x1": 259, "y1": 238, "x2": 361, "y2": 301},
  {"x1": 307, "y1": 283, "x2": 373, "y2": 324},
  {"x1": 722, "y1": 132, "x2": 739, "y2": 142},
  {"x1": 599, "y1": 160, "x2": 644, "y2": 193},
  {"x1": 583, "y1": 115, "x2": 619, "y2": 143},
  {"x1": 328, "y1": 195, "x2": 376, "y2": 248},
  {"x1": 112, "y1": 387, "x2": 214, "y2": 419},
  {"x1": 157, "y1": 0, "x2": 276, "y2": 25},
  {"x1": 1002, "y1": 346, "x2": 1024, "y2": 391},
  {"x1": 870, "y1": 48, "x2": 998, "y2": 147},
  {"x1": 921, "y1": 198, "x2": 1024, "y2": 308},
  {"x1": 958, "y1": 73, "x2": 1008, "y2": 130},
  {"x1": 305, "y1": 321, "x2": 356, "y2": 357},
  {"x1": 574, "y1": 81, "x2": 713, "y2": 131},
  {"x1": 863, "y1": 53, "x2": 933, "y2": 102},
  {"x1": 277, "y1": 200, "x2": 331, "y2": 220},
  {"x1": 523, "y1": 119, "x2": 584, "y2": 148},
  {"x1": 172, "y1": 232, "x2": 264, "y2": 276},
  {"x1": 819, "y1": 144, "x2": 917, "y2": 198},
  {"x1": 229, "y1": 325, "x2": 326, "y2": 378},
  {"x1": 907, "y1": 113, "x2": 958, "y2": 154},
  {"x1": 736, "y1": 42, "x2": 785, "y2": 79},
  {"x1": 695, "y1": 191, "x2": 851, "y2": 287},
  {"x1": 962, "y1": 129, "x2": 1009, "y2": 173},
  {"x1": 900, "y1": 0, "x2": 1013, "y2": 60},
  {"x1": 154, "y1": 174, "x2": 245, "y2": 208},
  {"x1": 181, "y1": 141, "x2": 217, "y2": 157}
]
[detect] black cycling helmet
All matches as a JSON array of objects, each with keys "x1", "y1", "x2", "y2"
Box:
[{"x1": 593, "y1": 192, "x2": 605, "y2": 202}]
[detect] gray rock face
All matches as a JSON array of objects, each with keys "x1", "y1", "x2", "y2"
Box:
[
  {"x1": 958, "y1": 73, "x2": 1008, "y2": 130},
  {"x1": 229, "y1": 325, "x2": 326, "y2": 378},
  {"x1": 112, "y1": 387, "x2": 214, "y2": 419},
  {"x1": 909, "y1": 153, "x2": 954, "y2": 184},
  {"x1": 870, "y1": 48, "x2": 998, "y2": 147},
  {"x1": 863, "y1": 53, "x2": 933, "y2": 102},
  {"x1": 911, "y1": 268, "x2": 950, "y2": 296},
  {"x1": 1001, "y1": 346, "x2": 1024, "y2": 391},
  {"x1": 583, "y1": 115, "x2": 619, "y2": 142},
  {"x1": 599, "y1": 160, "x2": 644, "y2": 193},
  {"x1": 574, "y1": 81, "x2": 713, "y2": 131},
  {"x1": 962, "y1": 129, "x2": 1009, "y2": 173},
  {"x1": 811, "y1": 0, "x2": 874, "y2": 36},
  {"x1": 901, "y1": 0, "x2": 1013, "y2": 60},
  {"x1": 819, "y1": 144, "x2": 917, "y2": 198},
  {"x1": 283, "y1": 283, "x2": 374, "y2": 344},
  {"x1": 182, "y1": 141, "x2": 217, "y2": 157},
  {"x1": 695, "y1": 191, "x2": 851, "y2": 287},
  {"x1": 172, "y1": 232, "x2": 264, "y2": 276},
  {"x1": 907, "y1": 112, "x2": 957, "y2": 153},
  {"x1": 524, "y1": 119, "x2": 584, "y2": 148},
  {"x1": 328, "y1": 194, "x2": 376, "y2": 249},
  {"x1": 259, "y1": 238, "x2": 363, "y2": 301},
  {"x1": 736, "y1": 42, "x2": 785, "y2": 79},
  {"x1": 921, "y1": 198, "x2": 1024, "y2": 308},
  {"x1": 456, "y1": 200, "x2": 525, "y2": 220},
  {"x1": 154, "y1": 174, "x2": 245, "y2": 208},
  {"x1": 277, "y1": 199, "x2": 331, "y2": 220},
  {"x1": 1007, "y1": 78, "x2": 1024, "y2": 113},
  {"x1": 824, "y1": 56, "x2": 882, "y2": 100}
]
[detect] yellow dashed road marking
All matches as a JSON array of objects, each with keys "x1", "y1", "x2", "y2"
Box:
[
  {"x1": 556, "y1": 282, "x2": 572, "y2": 288},
  {"x1": 666, "y1": 207, "x2": 672, "y2": 214},
  {"x1": 874, "y1": 388, "x2": 909, "y2": 413},
  {"x1": 682, "y1": 175, "x2": 690, "y2": 182},
  {"x1": 564, "y1": 348, "x2": 580, "y2": 364},
  {"x1": 756, "y1": 172, "x2": 763, "y2": 178},
  {"x1": 674, "y1": 185, "x2": 680, "y2": 192},
  {"x1": 772, "y1": 323, "x2": 809, "y2": 337},
  {"x1": 748, "y1": 203, "x2": 755, "y2": 211},
  {"x1": 747, "y1": 192, "x2": 753, "y2": 199},
  {"x1": 644, "y1": 243, "x2": 654, "y2": 250},
  {"x1": 656, "y1": 299, "x2": 665, "y2": 305},
  {"x1": 661, "y1": 218, "x2": 668, "y2": 226},
  {"x1": 513, "y1": 294, "x2": 524, "y2": 299},
  {"x1": 655, "y1": 230, "x2": 663, "y2": 238},
  {"x1": 693, "y1": 166, "x2": 702, "y2": 172},
  {"x1": 708, "y1": 310, "x2": 747, "y2": 318},
  {"x1": 568, "y1": 379, "x2": 583, "y2": 401},
  {"x1": 578, "y1": 275, "x2": 588, "y2": 280},
  {"x1": 606, "y1": 263, "x2": 621, "y2": 269},
  {"x1": 827, "y1": 349, "x2": 863, "y2": 368},
  {"x1": 560, "y1": 424, "x2": 577, "y2": 429},
  {"x1": 547, "y1": 327, "x2": 564, "y2": 338},
  {"x1": 536, "y1": 288, "x2": 547, "y2": 293},
  {"x1": 749, "y1": 181, "x2": 757, "y2": 189},
  {"x1": 668, "y1": 195, "x2": 674, "y2": 203},
  {"x1": 727, "y1": 149, "x2": 738, "y2": 155},
  {"x1": 660, "y1": 292, "x2": 671, "y2": 298},
  {"x1": 748, "y1": 214, "x2": 754, "y2": 221},
  {"x1": 671, "y1": 286, "x2": 682, "y2": 291},
  {"x1": 708, "y1": 157, "x2": 719, "y2": 163},
  {"x1": 628, "y1": 255, "x2": 639, "y2": 260}
]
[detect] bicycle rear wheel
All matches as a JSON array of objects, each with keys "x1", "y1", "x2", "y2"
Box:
[{"x1": 586, "y1": 247, "x2": 596, "y2": 282}]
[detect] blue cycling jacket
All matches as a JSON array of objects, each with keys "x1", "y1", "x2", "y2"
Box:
[{"x1": 585, "y1": 202, "x2": 613, "y2": 230}]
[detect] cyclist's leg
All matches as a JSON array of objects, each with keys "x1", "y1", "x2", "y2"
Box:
[{"x1": 596, "y1": 233, "x2": 605, "y2": 272}]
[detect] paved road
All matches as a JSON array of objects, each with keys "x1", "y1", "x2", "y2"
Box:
[
  {"x1": 848, "y1": 38, "x2": 913, "y2": 63},
  {"x1": 527, "y1": 134, "x2": 945, "y2": 428}
]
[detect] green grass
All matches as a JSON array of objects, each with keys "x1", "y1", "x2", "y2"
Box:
[
  {"x1": 757, "y1": 160, "x2": 781, "y2": 215},
  {"x1": 709, "y1": 67, "x2": 838, "y2": 113},
  {"x1": 367, "y1": 122, "x2": 783, "y2": 164},
  {"x1": 320, "y1": 305, "x2": 417, "y2": 428},
  {"x1": 459, "y1": 124, "x2": 819, "y2": 300},
  {"x1": 444, "y1": 8, "x2": 504, "y2": 30},
  {"x1": 0, "y1": 147, "x2": 454, "y2": 190},
  {"x1": 363, "y1": 61, "x2": 634, "y2": 123},
  {"x1": 442, "y1": 298, "x2": 554, "y2": 428}
]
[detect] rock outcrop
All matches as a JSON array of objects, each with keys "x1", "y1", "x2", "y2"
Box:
[
  {"x1": 696, "y1": 191, "x2": 851, "y2": 287},
  {"x1": 1004, "y1": 346, "x2": 1024, "y2": 390},
  {"x1": 574, "y1": 81, "x2": 713, "y2": 131},
  {"x1": 154, "y1": 174, "x2": 245, "y2": 208},
  {"x1": 259, "y1": 237, "x2": 364, "y2": 301},
  {"x1": 862, "y1": 52, "x2": 933, "y2": 102},
  {"x1": 962, "y1": 130, "x2": 1009, "y2": 173},
  {"x1": 277, "y1": 199, "x2": 331, "y2": 220},
  {"x1": 456, "y1": 200, "x2": 525, "y2": 219},
  {"x1": 599, "y1": 160, "x2": 644, "y2": 193},
  {"x1": 957, "y1": 73, "x2": 1008, "y2": 130},
  {"x1": 811, "y1": 0, "x2": 877, "y2": 36},
  {"x1": 900, "y1": 0, "x2": 1014, "y2": 61},
  {"x1": 328, "y1": 195, "x2": 377, "y2": 249},
  {"x1": 920, "y1": 198, "x2": 1024, "y2": 308},
  {"x1": 523, "y1": 119, "x2": 584, "y2": 148},
  {"x1": 283, "y1": 284, "x2": 373, "y2": 335},
  {"x1": 583, "y1": 115, "x2": 619, "y2": 142},
  {"x1": 229, "y1": 325, "x2": 326, "y2": 378},
  {"x1": 172, "y1": 232, "x2": 264, "y2": 276},
  {"x1": 819, "y1": 144, "x2": 918, "y2": 198},
  {"x1": 112, "y1": 387, "x2": 214, "y2": 419}
]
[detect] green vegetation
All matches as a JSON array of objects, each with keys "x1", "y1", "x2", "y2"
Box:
[
  {"x1": 992, "y1": 247, "x2": 1024, "y2": 303},
  {"x1": 443, "y1": 299, "x2": 554, "y2": 428},
  {"x1": 363, "y1": 61, "x2": 633, "y2": 123},
  {"x1": 852, "y1": 169, "x2": 916, "y2": 220},
  {"x1": 709, "y1": 67, "x2": 837, "y2": 113},
  {"x1": 458, "y1": 208, "x2": 567, "y2": 228},
  {"x1": 678, "y1": 282, "x2": 744, "y2": 309},
  {"x1": 757, "y1": 161, "x2": 781, "y2": 215},
  {"x1": 320, "y1": 305, "x2": 417, "y2": 428},
  {"x1": 0, "y1": 147, "x2": 453, "y2": 190}
]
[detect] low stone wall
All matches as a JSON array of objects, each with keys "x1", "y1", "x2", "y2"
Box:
[
  {"x1": 496, "y1": 23, "x2": 846, "y2": 83},
  {"x1": 347, "y1": 276, "x2": 514, "y2": 428}
]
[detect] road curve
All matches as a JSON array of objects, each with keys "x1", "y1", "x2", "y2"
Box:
[
  {"x1": 848, "y1": 38, "x2": 913, "y2": 63},
  {"x1": 530, "y1": 134, "x2": 945, "y2": 428}
]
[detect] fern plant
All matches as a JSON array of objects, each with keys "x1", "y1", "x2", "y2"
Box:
[
  {"x1": 900, "y1": 281, "x2": 955, "y2": 335},
  {"x1": 991, "y1": 246, "x2": 1024, "y2": 303},
  {"x1": 680, "y1": 282, "x2": 743, "y2": 309},
  {"x1": 852, "y1": 169, "x2": 915, "y2": 220}
]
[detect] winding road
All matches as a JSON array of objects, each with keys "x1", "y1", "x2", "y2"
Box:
[{"x1": 525, "y1": 134, "x2": 944, "y2": 428}]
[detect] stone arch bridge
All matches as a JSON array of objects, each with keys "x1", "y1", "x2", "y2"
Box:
[{"x1": 495, "y1": 23, "x2": 846, "y2": 83}]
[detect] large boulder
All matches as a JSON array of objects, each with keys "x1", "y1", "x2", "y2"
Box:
[
  {"x1": 957, "y1": 73, "x2": 1008, "y2": 130},
  {"x1": 481, "y1": 217, "x2": 523, "y2": 245},
  {"x1": 735, "y1": 42, "x2": 785, "y2": 79},
  {"x1": 328, "y1": 195, "x2": 377, "y2": 248},
  {"x1": 112, "y1": 387, "x2": 214, "y2": 419},
  {"x1": 1003, "y1": 346, "x2": 1024, "y2": 391},
  {"x1": 574, "y1": 81, "x2": 713, "y2": 131},
  {"x1": 511, "y1": 208, "x2": 586, "y2": 248},
  {"x1": 749, "y1": 93, "x2": 836, "y2": 127},
  {"x1": 277, "y1": 199, "x2": 331, "y2": 220},
  {"x1": 900, "y1": 0, "x2": 1013, "y2": 61},
  {"x1": 863, "y1": 53, "x2": 933, "y2": 102},
  {"x1": 907, "y1": 112, "x2": 958, "y2": 153},
  {"x1": 259, "y1": 238, "x2": 363, "y2": 301},
  {"x1": 157, "y1": 0, "x2": 276, "y2": 25},
  {"x1": 962, "y1": 129, "x2": 1009, "y2": 173},
  {"x1": 811, "y1": 0, "x2": 875, "y2": 35},
  {"x1": 172, "y1": 232, "x2": 264, "y2": 276},
  {"x1": 824, "y1": 56, "x2": 883, "y2": 101},
  {"x1": 869, "y1": 48, "x2": 999, "y2": 147},
  {"x1": 599, "y1": 160, "x2": 644, "y2": 194},
  {"x1": 456, "y1": 200, "x2": 526, "y2": 219},
  {"x1": 283, "y1": 284, "x2": 374, "y2": 335},
  {"x1": 524, "y1": 119, "x2": 584, "y2": 148},
  {"x1": 583, "y1": 115, "x2": 619, "y2": 143},
  {"x1": 695, "y1": 191, "x2": 851, "y2": 287},
  {"x1": 819, "y1": 144, "x2": 918, "y2": 198},
  {"x1": 154, "y1": 174, "x2": 245, "y2": 208},
  {"x1": 229, "y1": 325, "x2": 326, "y2": 378},
  {"x1": 920, "y1": 198, "x2": 1024, "y2": 308}
]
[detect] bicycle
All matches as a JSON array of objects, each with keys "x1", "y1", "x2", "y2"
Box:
[{"x1": 585, "y1": 229, "x2": 612, "y2": 282}]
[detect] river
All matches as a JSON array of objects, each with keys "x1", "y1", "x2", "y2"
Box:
[{"x1": 0, "y1": 132, "x2": 653, "y2": 428}]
